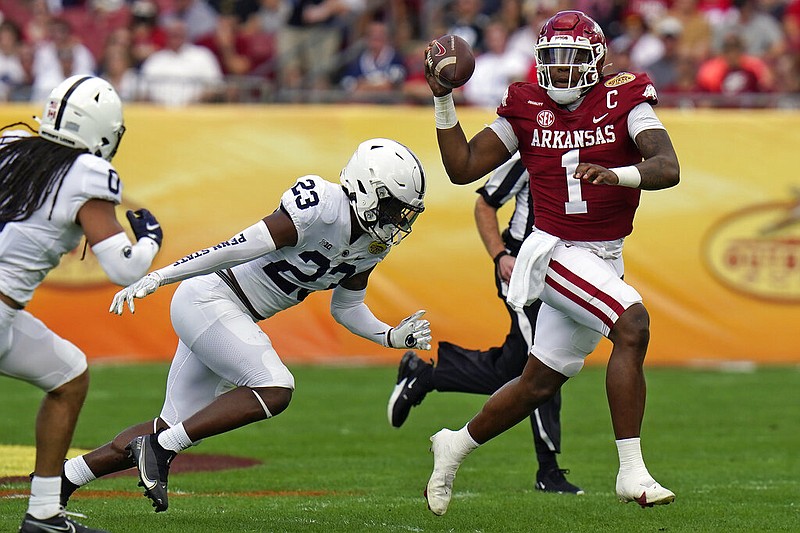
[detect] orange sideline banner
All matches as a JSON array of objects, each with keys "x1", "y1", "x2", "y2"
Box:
[{"x1": 6, "y1": 104, "x2": 798, "y2": 366}]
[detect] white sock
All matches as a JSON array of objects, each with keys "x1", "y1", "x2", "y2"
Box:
[
  {"x1": 157, "y1": 422, "x2": 193, "y2": 453},
  {"x1": 64, "y1": 456, "x2": 96, "y2": 486},
  {"x1": 456, "y1": 424, "x2": 480, "y2": 453},
  {"x1": 27, "y1": 476, "x2": 61, "y2": 519},
  {"x1": 615, "y1": 437, "x2": 652, "y2": 479}
]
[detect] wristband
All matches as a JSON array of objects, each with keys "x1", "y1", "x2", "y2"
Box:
[
  {"x1": 610, "y1": 166, "x2": 641, "y2": 188},
  {"x1": 433, "y1": 94, "x2": 458, "y2": 129},
  {"x1": 493, "y1": 250, "x2": 509, "y2": 265}
]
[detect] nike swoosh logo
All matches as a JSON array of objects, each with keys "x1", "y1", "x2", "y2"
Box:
[
  {"x1": 407, "y1": 377, "x2": 417, "y2": 390},
  {"x1": 592, "y1": 113, "x2": 608, "y2": 124},
  {"x1": 23, "y1": 519, "x2": 75, "y2": 533},
  {"x1": 137, "y1": 445, "x2": 158, "y2": 490},
  {"x1": 145, "y1": 222, "x2": 160, "y2": 230}
]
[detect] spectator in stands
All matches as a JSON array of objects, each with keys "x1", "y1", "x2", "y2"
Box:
[
  {"x1": 59, "y1": 0, "x2": 131, "y2": 62},
  {"x1": 196, "y1": 13, "x2": 253, "y2": 76},
  {"x1": 246, "y1": 0, "x2": 291, "y2": 36},
  {"x1": 697, "y1": 31, "x2": 773, "y2": 94},
  {"x1": 278, "y1": 0, "x2": 366, "y2": 93},
  {"x1": 666, "y1": 0, "x2": 712, "y2": 64},
  {"x1": 609, "y1": 11, "x2": 664, "y2": 71},
  {"x1": 98, "y1": 41, "x2": 140, "y2": 101},
  {"x1": 16, "y1": 0, "x2": 53, "y2": 46},
  {"x1": 463, "y1": 20, "x2": 526, "y2": 108},
  {"x1": 30, "y1": 17, "x2": 95, "y2": 102},
  {"x1": 339, "y1": 19, "x2": 406, "y2": 102},
  {"x1": 139, "y1": 17, "x2": 223, "y2": 106},
  {"x1": 711, "y1": 0, "x2": 785, "y2": 62},
  {"x1": 129, "y1": 0, "x2": 167, "y2": 68},
  {"x1": 646, "y1": 17, "x2": 685, "y2": 93},
  {"x1": 443, "y1": 0, "x2": 491, "y2": 53},
  {"x1": 0, "y1": 20, "x2": 26, "y2": 102},
  {"x1": 506, "y1": 0, "x2": 557, "y2": 71},
  {"x1": 242, "y1": 0, "x2": 290, "y2": 78},
  {"x1": 159, "y1": 0, "x2": 219, "y2": 43}
]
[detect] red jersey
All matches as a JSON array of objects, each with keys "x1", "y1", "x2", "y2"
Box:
[{"x1": 497, "y1": 72, "x2": 659, "y2": 241}]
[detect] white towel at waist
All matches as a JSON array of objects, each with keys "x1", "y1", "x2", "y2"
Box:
[{"x1": 506, "y1": 229, "x2": 559, "y2": 312}]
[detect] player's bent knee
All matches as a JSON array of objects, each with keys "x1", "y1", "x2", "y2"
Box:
[
  {"x1": 49, "y1": 369, "x2": 89, "y2": 399},
  {"x1": 611, "y1": 303, "x2": 650, "y2": 351},
  {"x1": 254, "y1": 387, "x2": 292, "y2": 418}
]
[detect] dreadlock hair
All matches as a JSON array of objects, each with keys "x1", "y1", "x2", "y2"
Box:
[{"x1": 0, "y1": 122, "x2": 89, "y2": 223}]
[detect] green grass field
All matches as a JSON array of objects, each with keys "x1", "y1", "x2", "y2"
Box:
[{"x1": 1, "y1": 362, "x2": 797, "y2": 532}]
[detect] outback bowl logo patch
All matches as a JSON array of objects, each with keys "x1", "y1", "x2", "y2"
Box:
[
  {"x1": 702, "y1": 194, "x2": 800, "y2": 302},
  {"x1": 536, "y1": 110, "x2": 555, "y2": 128},
  {"x1": 605, "y1": 72, "x2": 636, "y2": 87},
  {"x1": 368, "y1": 241, "x2": 387, "y2": 254}
]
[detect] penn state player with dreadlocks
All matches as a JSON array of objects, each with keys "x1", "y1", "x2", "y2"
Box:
[
  {"x1": 0, "y1": 75, "x2": 163, "y2": 533},
  {"x1": 421, "y1": 10, "x2": 680, "y2": 515},
  {"x1": 60, "y1": 138, "x2": 431, "y2": 514}
]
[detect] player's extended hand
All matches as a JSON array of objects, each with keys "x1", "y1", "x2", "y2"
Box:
[
  {"x1": 126, "y1": 208, "x2": 163, "y2": 248},
  {"x1": 109, "y1": 272, "x2": 163, "y2": 315},
  {"x1": 573, "y1": 163, "x2": 617, "y2": 185},
  {"x1": 388, "y1": 310, "x2": 432, "y2": 350},
  {"x1": 423, "y1": 43, "x2": 451, "y2": 97}
]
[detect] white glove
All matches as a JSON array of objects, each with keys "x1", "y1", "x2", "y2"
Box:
[
  {"x1": 109, "y1": 272, "x2": 163, "y2": 315},
  {"x1": 387, "y1": 310, "x2": 432, "y2": 350}
]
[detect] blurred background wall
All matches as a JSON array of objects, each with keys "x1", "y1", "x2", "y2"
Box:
[{"x1": 7, "y1": 103, "x2": 799, "y2": 366}]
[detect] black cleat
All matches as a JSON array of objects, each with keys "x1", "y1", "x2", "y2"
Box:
[
  {"x1": 60, "y1": 468, "x2": 80, "y2": 508},
  {"x1": 387, "y1": 350, "x2": 434, "y2": 428},
  {"x1": 126, "y1": 432, "x2": 177, "y2": 513},
  {"x1": 19, "y1": 512, "x2": 109, "y2": 533},
  {"x1": 535, "y1": 468, "x2": 585, "y2": 495}
]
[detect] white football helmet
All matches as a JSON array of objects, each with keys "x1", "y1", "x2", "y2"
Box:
[
  {"x1": 38, "y1": 75, "x2": 126, "y2": 161},
  {"x1": 340, "y1": 138, "x2": 425, "y2": 246}
]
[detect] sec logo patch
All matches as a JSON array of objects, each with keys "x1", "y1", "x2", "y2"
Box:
[{"x1": 537, "y1": 110, "x2": 555, "y2": 128}]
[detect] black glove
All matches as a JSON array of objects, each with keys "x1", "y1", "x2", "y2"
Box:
[{"x1": 126, "y1": 208, "x2": 163, "y2": 248}]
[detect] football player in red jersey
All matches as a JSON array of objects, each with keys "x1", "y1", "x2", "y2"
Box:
[{"x1": 421, "y1": 10, "x2": 680, "y2": 515}]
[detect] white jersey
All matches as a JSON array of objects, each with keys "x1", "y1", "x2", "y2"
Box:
[
  {"x1": 0, "y1": 134, "x2": 122, "y2": 305},
  {"x1": 221, "y1": 176, "x2": 391, "y2": 320}
]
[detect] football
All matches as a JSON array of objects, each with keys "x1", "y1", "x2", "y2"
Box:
[{"x1": 426, "y1": 34, "x2": 475, "y2": 89}]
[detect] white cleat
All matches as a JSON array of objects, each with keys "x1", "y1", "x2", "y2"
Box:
[
  {"x1": 424, "y1": 429, "x2": 467, "y2": 516},
  {"x1": 616, "y1": 474, "x2": 675, "y2": 507}
]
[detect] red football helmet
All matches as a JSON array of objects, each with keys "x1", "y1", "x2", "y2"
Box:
[{"x1": 534, "y1": 10, "x2": 607, "y2": 104}]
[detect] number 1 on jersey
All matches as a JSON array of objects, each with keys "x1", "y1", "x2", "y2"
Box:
[{"x1": 562, "y1": 149, "x2": 587, "y2": 215}]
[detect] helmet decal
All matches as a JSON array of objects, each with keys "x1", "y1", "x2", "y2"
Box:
[{"x1": 53, "y1": 75, "x2": 93, "y2": 132}]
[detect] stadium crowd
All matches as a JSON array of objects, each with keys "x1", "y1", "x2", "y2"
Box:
[{"x1": 0, "y1": 0, "x2": 798, "y2": 107}]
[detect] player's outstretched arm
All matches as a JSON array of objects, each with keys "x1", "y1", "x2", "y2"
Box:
[
  {"x1": 109, "y1": 208, "x2": 298, "y2": 315},
  {"x1": 330, "y1": 270, "x2": 432, "y2": 350}
]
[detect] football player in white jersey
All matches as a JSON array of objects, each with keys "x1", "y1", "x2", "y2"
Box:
[
  {"x1": 61, "y1": 138, "x2": 431, "y2": 514},
  {"x1": 0, "y1": 76, "x2": 163, "y2": 533}
]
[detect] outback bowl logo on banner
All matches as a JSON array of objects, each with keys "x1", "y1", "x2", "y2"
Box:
[{"x1": 702, "y1": 190, "x2": 800, "y2": 302}]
